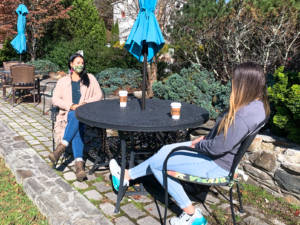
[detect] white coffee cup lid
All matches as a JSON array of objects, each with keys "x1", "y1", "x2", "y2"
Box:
[
  {"x1": 119, "y1": 90, "x2": 128, "y2": 95},
  {"x1": 171, "y1": 102, "x2": 181, "y2": 107}
]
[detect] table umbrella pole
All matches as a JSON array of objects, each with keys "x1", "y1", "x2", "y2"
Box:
[
  {"x1": 142, "y1": 44, "x2": 147, "y2": 110},
  {"x1": 124, "y1": 1, "x2": 165, "y2": 111}
]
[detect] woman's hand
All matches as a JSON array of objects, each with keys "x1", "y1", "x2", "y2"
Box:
[
  {"x1": 70, "y1": 104, "x2": 79, "y2": 110},
  {"x1": 190, "y1": 136, "x2": 205, "y2": 148}
]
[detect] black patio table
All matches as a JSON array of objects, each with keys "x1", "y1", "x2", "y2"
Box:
[{"x1": 76, "y1": 98, "x2": 209, "y2": 212}]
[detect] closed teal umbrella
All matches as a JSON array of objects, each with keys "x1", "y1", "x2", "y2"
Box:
[
  {"x1": 10, "y1": 4, "x2": 28, "y2": 61},
  {"x1": 125, "y1": 0, "x2": 165, "y2": 110}
]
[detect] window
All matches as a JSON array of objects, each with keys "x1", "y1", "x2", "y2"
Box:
[{"x1": 121, "y1": 11, "x2": 125, "y2": 18}]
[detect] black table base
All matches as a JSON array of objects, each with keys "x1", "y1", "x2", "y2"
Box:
[
  {"x1": 114, "y1": 130, "x2": 190, "y2": 213},
  {"x1": 88, "y1": 128, "x2": 109, "y2": 174}
]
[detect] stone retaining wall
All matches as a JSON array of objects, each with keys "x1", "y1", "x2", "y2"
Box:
[
  {"x1": 239, "y1": 134, "x2": 300, "y2": 205},
  {"x1": 0, "y1": 121, "x2": 112, "y2": 225}
]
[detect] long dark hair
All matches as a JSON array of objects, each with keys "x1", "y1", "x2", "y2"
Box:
[
  {"x1": 218, "y1": 62, "x2": 270, "y2": 136},
  {"x1": 68, "y1": 53, "x2": 90, "y2": 87}
]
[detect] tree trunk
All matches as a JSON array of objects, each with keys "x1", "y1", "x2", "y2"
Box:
[{"x1": 147, "y1": 57, "x2": 157, "y2": 98}]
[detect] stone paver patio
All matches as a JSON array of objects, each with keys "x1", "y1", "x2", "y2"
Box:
[{"x1": 0, "y1": 87, "x2": 289, "y2": 225}]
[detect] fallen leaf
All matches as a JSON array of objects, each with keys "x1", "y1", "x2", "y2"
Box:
[{"x1": 132, "y1": 195, "x2": 142, "y2": 200}]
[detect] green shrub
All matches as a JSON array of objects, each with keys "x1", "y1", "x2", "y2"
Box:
[
  {"x1": 45, "y1": 38, "x2": 105, "y2": 73},
  {"x1": 152, "y1": 64, "x2": 231, "y2": 119},
  {"x1": 84, "y1": 46, "x2": 142, "y2": 74},
  {"x1": 26, "y1": 59, "x2": 60, "y2": 76},
  {"x1": 46, "y1": 39, "x2": 141, "y2": 74},
  {"x1": 67, "y1": 0, "x2": 106, "y2": 46},
  {"x1": 44, "y1": 0, "x2": 109, "y2": 73},
  {"x1": 111, "y1": 21, "x2": 119, "y2": 45},
  {"x1": 45, "y1": 38, "x2": 82, "y2": 71},
  {"x1": 95, "y1": 68, "x2": 142, "y2": 95},
  {"x1": 268, "y1": 66, "x2": 300, "y2": 144},
  {"x1": 0, "y1": 39, "x2": 19, "y2": 65}
]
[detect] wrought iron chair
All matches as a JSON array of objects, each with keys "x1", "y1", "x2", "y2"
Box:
[
  {"x1": 10, "y1": 64, "x2": 39, "y2": 106},
  {"x1": 1, "y1": 72, "x2": 11, "y2": 99},
  {"x1": 43, "y1": 83, "x2": 68, "y2": 168},
  {"x1": 1, "y1": 61, "x2": 19, "y2": 98},
  {"x1": 48, "y1": 85, "x2": 109, "y2": 173},
  {"x1": 162, "y1": 120, "x2": 267, "y2": 225},
  {"x1": 42, "y1": 81, "x2": 57, "y2": 115},
  {"x1": 38, "y1": 81, "x2": 58, "y2": 152}
]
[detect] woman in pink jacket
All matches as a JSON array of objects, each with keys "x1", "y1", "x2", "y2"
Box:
[{"x1": 49, "y1": 53, "x2": 103, "y2": 181}]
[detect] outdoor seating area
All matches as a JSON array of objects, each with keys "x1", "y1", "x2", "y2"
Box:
[
  {"x1": 0, "y1": 62, "x2": 41, "y2": 105},
  {"x1": 0, "y1": 90, "x2": 299, "y2": 225}
]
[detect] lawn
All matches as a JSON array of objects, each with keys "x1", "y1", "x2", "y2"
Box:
[
  {"x1": 209, "y1": 182, "x2": 300, "y2": 225},
  {"x1": 240, "y1": 183, "x2": 300, "y2": 225},
  {"x1": 0, "y1": 157, "x2": 48, "y2": 225}
]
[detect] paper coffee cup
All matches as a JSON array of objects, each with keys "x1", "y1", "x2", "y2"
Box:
[
  {"x1": 119, "y1": 90, "x2": 128, "y2": 107},
  {"x1": 170, "y1": 102, "x2": 181, "y2": 119}
]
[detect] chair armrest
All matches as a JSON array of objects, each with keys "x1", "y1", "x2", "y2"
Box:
[
  {"x1": 188, "y1": 126, "x2": 211, "y2": 133},
  {"x1": 162, "y1": 146, "x2": 207, "y2": 173},
  {"x1": 42, "y1": 81, "x2": 57, "y2": 115},
  {"x1": 43, "y1": 81, "x2": 57, "y2": 96},
  {"x1": 50, "y1": 105, "x2": 60, "y2": 122},
  {"x1": 186, "y1": 126, "x2": 211, "y2": 137},
  {"x1": 102, "y1": 89, "x2": 106, "y2": 100}
]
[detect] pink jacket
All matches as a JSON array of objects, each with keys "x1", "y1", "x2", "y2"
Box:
[{"x1": 52, "y1": 73, "x2": 103, "y2": 143}]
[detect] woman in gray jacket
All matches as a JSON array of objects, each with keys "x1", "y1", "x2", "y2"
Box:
[{"x1": 109, "y1": 62, "x2": 270, "y2": 225}]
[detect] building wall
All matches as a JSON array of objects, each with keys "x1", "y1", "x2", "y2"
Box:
[
  {"x1": 112, "y1": 0, "x2": 184, "y2": 44},
  {"x1": 112, "y1": 0, "x2": 137, "y2": 43}
]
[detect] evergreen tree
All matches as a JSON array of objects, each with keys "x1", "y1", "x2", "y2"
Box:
[
  {"x1": 111, "y1": 21, "x2": 119, "y2": 45},
  {"x1": 67, "y1": 0, "x2": 106, "y2": 47}
]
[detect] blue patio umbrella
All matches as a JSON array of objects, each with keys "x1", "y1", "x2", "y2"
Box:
[
  {"x1": 10, "y1": 4, "x2": 29, "y2": 61},
  {"x1": 125, "y1": 0, "x2": 165, "y2": 110}
]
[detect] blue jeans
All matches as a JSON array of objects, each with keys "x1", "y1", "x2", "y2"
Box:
[
  {"x1": 63, "y1": 110, "x2": 85, "y2": 159},
  {"x1": 129, "y1": 141, "x2": 229, "y2": 209}
]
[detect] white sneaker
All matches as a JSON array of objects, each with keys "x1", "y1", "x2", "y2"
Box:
[
  {"x1": 169, "y1": 208, "x2": 207, "y2": 225},
  {"x1": 109, "y1": 159, "x2": 129, "y2": 191}
]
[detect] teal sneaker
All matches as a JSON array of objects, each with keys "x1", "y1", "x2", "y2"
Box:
[
  {"x1": 169, "y1": 208, "x2": 207, "y2": 225},
  {"x1": 109, "y1": 159, "x2": 129, "y2": 191}
]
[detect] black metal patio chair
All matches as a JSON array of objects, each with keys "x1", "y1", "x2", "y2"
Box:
[
  {"x1": 42, "y1": 81, "x2": 57, "y2": 115},
  {"x1": 46, "y1": 83, "x2": 109, "y2": 173},
  {"x1": 162, "y1": 120, "x2": 267, "y2": 225}
]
